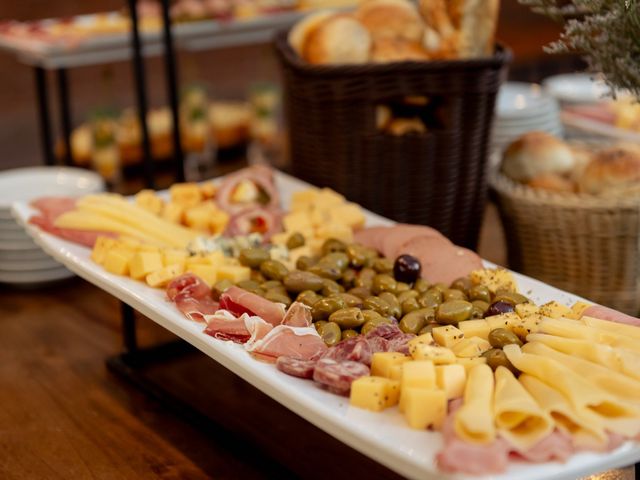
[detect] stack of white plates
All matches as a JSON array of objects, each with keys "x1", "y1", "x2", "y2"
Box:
[
  {"x1": 0, "y1": 167, "x2": 105, "y2": 286},
  {"x1": 491, "y1": 82, "x2": 563, "y2": 158}
]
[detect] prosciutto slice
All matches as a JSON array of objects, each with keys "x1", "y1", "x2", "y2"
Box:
[
  {"x1": 225, "y1": 205, "x2": 282, "y2": 241},
  {"x1": 215, "y1": 165, "x2": 280, "y2": 215},
  {"x1": 281, "y1": 302, "x2": 312, "y2": 327},
  {"x1": 219, "y1": 286, "x2": 285, "y2": 326},
  {"x1": 167, "y1": 273, "x2": 219, "y2": 322},
  {"x1": 247, "y1": 325, "x2": 328, "y2": 362},
  {"x1": 582, "y1": 305, "x2": 640, "y2": 327},
  {"x1": 203, "y1": 310, "x2": 251, "y2": 343}
]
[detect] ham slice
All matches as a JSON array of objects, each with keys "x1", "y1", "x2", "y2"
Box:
[
  {"x1": 380, "y1": 224, "x2": 447, "y2": 260},
  {"x1": 225, "y1": 206, "x2": 282, "y2": 241},
  {"x1": 203, "y1": 310, "x2": 251, "y2": 343},
  {"x1": 31, "y1": 197, "x2": 76, "y2": 218},
  {"x1": 353, "y1": 226, "x2": 390, "y2": 254},
  {"x1": 215, "y1": 165, "x2": 280, "y2": 215},
  {"x1": 282, "y1": 302, "x2": 312, "y2": 327},
  {"x1": 582, "y1": 305, "x2": 640, "y2": 327},
  {"x1": 244, "y1": 314, "x2": 274, "y2": 346},
  {"x1": 167, "y1": 273, "x2": 219, "y2": 322},
  {"x1": 511, "y1": 430, "x2": 574, "y2": 463},
  {"x1": 219, "y1": 286, "x2": 285, "y2": 326},
  {"x1": 247, "y1": 325, "x2": 327, "y2": 362},
  {"x1": 401, "y1": 236, "x2": 483, "y2": 285}
]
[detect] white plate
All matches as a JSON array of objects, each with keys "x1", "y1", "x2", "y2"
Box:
[
  {"x1": 543, "y1": 73, "x2": 614, "y2": 104},
  {"x1": 0, "y1": 264, "x2": 72, "y2": 284},
  {"x1": 11, "y1": 171, "x2": 640, "y2": 480},
  {"x1": 496, "y1": 82, "x2": 559, "y2": 119},
  {"x1": 0, "y1": 166, "x2": 105, "y2": 214},
  {"x1": 0, "y1": 248, "x2": 52, "y2": 262},
  {"x1": 0, "y1": 236, "x2": 39, "y2": 251},
  {"x1": 0, "y1": 256, "x2": 62, "y2": 272}
]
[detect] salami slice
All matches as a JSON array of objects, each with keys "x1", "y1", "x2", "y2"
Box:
[
  {"x1": 322, "y1": 337, "x2": 372, "y2": 365},
  {"x1": 276, "y1": 356, "x2": 317, "y2": 379},
  {"x1": 313, "y1": 358, "x2": 370, "y2": 396},
  {"x1": 367, "y1": 336, "x2": 390, "y2": 354},
  {"x1": 365, "y1": 323, "x2": 404, "y2": 340}
]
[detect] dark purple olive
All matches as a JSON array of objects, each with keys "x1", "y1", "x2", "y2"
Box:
[
  {"x1": 393, "y1": 254, "x2": 421, "y2": 284},
  {"x1": 484, "y1": 300, "x2": 515, "y2": 317}
]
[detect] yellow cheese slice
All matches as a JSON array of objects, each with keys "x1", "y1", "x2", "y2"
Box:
[
  {"x1": 581, "y1": 316, "x2": 640, "y2": 341},
  {"x1": 538, "y1": 318, "x2": 640, "y2": 354},
  {"x1": 519, "y1": 374, "x2": 608, "y2": 449},
  {"x1": 454, "y1": 364, "x2": 495, "y2": 444},
  {"x1": 493, "y1": 366, "x2": 554, "y2": 451},
  {"x1": 503, "y1": 345, "x2": 640, "y2": 437},
  {"x1": 523, "y1": 342, "x2": 640, "y2": 403}
]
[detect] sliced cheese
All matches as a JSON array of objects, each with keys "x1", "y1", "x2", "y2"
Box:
[{"x1": 454, "y1": 364, "x2": 496, "y2": 444}]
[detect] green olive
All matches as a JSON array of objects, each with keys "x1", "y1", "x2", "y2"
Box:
[
  {"x1": 329, "y1": 307, "x2": 366, "y2": 329},
  {"x1": 297, "y1": 290, "x2": 321, "y2": 307},
  {"x1": 212, "y1": 279, "x2": 233, "y2": 300},
  {"x1": 308, "y1": 263, "x2": 342, "y2": 281},
  {"x1": 471, "y1": 305, "x2": 485, "y2": 319},
  {"x1": 238, "y1": 247, "x2": 270, "y2": 268},
  {"x1": 311, "y1": 296, "x2": 347, "y2": 321},
  {"x1": 401, "y1": 297, "x2": 420, "y2": 316},
  {"x1": 283, "y1": 271, "x2": 324, "y2": 293},
  {"x1": 372, "y1": 274, "x2": 397, "y2": 295},
  {"x1": 321, "y1": 279, "x2": 345, "y2": 296},
  {"x1": 361, "y1": 316, "x2": 393, "y2": 335},
  {"x1": 418, "y1": 290, "x2": 442, "y2": 308},
  {"x1": 341, "y1": 329, "x2": 359, "y2": 340},
  {"x1": 432, "y1": 283, "x2": 449, "y2": 293},
  {"x1": 443, "y1": 288, "x2": 468, "y2": 302},
  {"x1": 363, "y1": 296, "x2": 392, "y2": 316},
  {"x1": 414, "y1": 278, "x2": 430, "y2": 293},
  {"x1": 354, "y1": 267, "x2": 376, "y2": 289},
  {"x1": 372, "y1": 257, "x2": 394, "y2": 274},
  {"x1": 341, "y1": 268, "x2": 358, "y2": 289},
  {"x1": 399, "y1": 307, "x2": 435, "y2": 334},
  {"x1": 321, "y1": 238, "x2": 347, "y2": 256},
  {"x1": 320, "y1": 252, "x2": 350, "y2": 271},
  {"x1": 488, "y1": 328, "x2": 523, "y2": 348},
  {"x1": 450, "y1": 277, "x2": 473, "y2": 294},
  {"x1": 250, "y1": 270, "x2": 266, "y2": 283},
  {"x1": 418, "y1": 323, "x2": 438, "y2": 335},
  {"x1": 337, "y1": 293, "x2": 364, "y2": 308},
  {"x1": 471, "y1": 300, "x2": 490, "y2": 313},
  {"x1": 317, "y1": 321, "x2": 342, "y2": 346},
  {"x1": 494, "y1": 292, "x2": 530, "y2": 306},
  {"x1": 436, "y1": 300, "x2": 473, "y2": 325},
  {"x1": 394, "y1": 282, "x2": 411, "y2": 293},
  {"x1": 237, "y1": 279, "x2": 263, "y2": 294},
  {"x1": 264, "y1": 290, "x2": 292, "y2": 307},
  {"x1": 314, "y1": 320, "x2": 328, "y2": 332},
  {"x1": 482, "y1": 348, "x2": 519, "y2": 374},
  {"x1": 362, "y1": 309, "x2": 384, "y2": 324},
  {"x1": 379, "y1": 292, "x2": 402, "y2": 319},
  {"x1": 347, "y1": 286, "x2": 372, "y2": 300},
  {"x1": 346, "y1": 244, "x2": 368, "y2": 268},
  {"x1": 259, "y1": 260, "x2": 289, "y2": 281},
  {"x1": 296, "y1": 255, "x2": 317, "y2": 271},
  {"x1": 286, "y1": 232, "x2": 305, "y2": 250},
  {"x1": 261, "y1": 280, "x2": 283, "y2": 290},
  {"x1": 397, "y1": 290, "x2": 419, "y2": 304},
  {"x1": 469, "y1": 285, "x2": 492, "y2": 303}
]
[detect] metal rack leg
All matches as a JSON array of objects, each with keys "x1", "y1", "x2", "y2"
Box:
[
  {"x1": 56, "y1": 68, "x2": 74, "y2": 166},
  {"x1": 33, "y1": 67, "x2": 54, "y2": 166},
  {"x1": 121, "y1": 303, "x2": 138, "y2": 354}
]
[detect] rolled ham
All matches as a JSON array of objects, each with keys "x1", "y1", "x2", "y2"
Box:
[
  {"x1": 225, "y1": 205, "x2": 282, "y2": 241},
  {"x1": 582, "y1": 305, "x2": 640, "y2": 327},
  {"x1": 219, "y1": 286, "x2": 285, "y2": 326},
  {"x1": 215, "y1": 165, "x2": 280, "y2": 215},
  {"x1": 203, "y1": 310, "x2": 251, "y2": 343},
  {"x1": 167, "y1": 273, "x2": 219, "y2": 322}
]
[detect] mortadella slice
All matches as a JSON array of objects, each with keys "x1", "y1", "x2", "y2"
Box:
[
  {"x1": 380, "y1": 224, "x2": 448, "y2": 260},
  {"x1": 582, "y1": 305, "x2": 640, "y2": 327},
  {"x1": 353, "y1": 226, "x2": 391, "y2": 254}
]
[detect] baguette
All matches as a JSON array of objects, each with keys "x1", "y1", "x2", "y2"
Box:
[{"x1": 457, "y1": 0, "x2": 500, "y2": 58}]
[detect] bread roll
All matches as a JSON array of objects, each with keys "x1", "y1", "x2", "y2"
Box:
[
  {"x1": 371, "y1": 38, "x2": 430, "y2": 62},
  {"x1": 578, "y1": 144, "x2": 640, "y2": 196},
  {"x1": 526, "y1": 173, "x2": 575, "y2": 193},
  {"x1": 287, "y1": 10, "x2": 336, "y2": 56},
  {"x1": 356, "y1": 0, "x2": 424, "y2": 42},
  {"x1": 501, "y1": 131, "x2": 575, "y2": 183},
  {"x1": 303, "y1": 15, "x2": 372, "y2": 65}
]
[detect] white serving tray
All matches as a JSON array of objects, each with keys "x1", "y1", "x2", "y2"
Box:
[{"x1": 11, "y1": 171, "x2": 640, "y2": 480}]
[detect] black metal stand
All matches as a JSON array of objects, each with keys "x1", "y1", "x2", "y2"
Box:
[
  {"x1": 56, "y1": 68, "x2": 74, "y2": 166},
  {"x1": 34, "y1": 67, "x2": 54, "y2": 166}
]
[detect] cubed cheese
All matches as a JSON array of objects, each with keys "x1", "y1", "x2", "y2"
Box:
[
  {"x1": 135, "y1": 189, "x2": 164, "y2": 215},
  {"x1": 170, "y1": 183, "x2": 202, "y2": 207},
  {"x1": 186, "y1": 254, "x2": 209, "y2": 269},
  {"x1": 511, "y1": 315, "x2": 543, "y2": 341},
  {"x1": 470, "y1": 268, "x2": 517, "y2": 294},
  {"x1": 199, "y1": 181, "x2": 217, "y2": 199},
  {"x1": 315, "y1": 223, "x2": 353, "y2": 243},
  {"x1": 103, "y1": 248, "x2": 134, "y2": 276},
  {"x1": 388, "y1": 364, "x2": 404, "y2": 381},
  {"x1": 569, "y1": 301, "x2": 591, "y2": 320},
  {"x1": 432, "y1": 325, "x2": 464, "y2": 348},
  {"x1": 411, "y1": 345, "x2": 456, "y2": 364},
  {"x1": 402, "y1": 388, "x2": 447, "y2": 430},
  {"x1": 407, "y1": 333, "x2": 434, "y2": 357},
  {"x1": 515, "y1": 303, "x2": 540, "y2": 319},
  {"x1": 163, "y1": 248, "x2": 188, "y2": 268},
  {"x1": 283, "y1": 212, "x2": 313, "y2": 234},
  {"x1": 137, "y1": 245, "x2": 161, "y2": 253},
  {"x1": 371, "y1": 352, "x2": 410, "y2": 378},
  {"x1": 435, "y1": 364, "x2": 466, "y2": 399},
  {"x1": 91, "y1": 236, "x2": 117, "y2": 265},
  {"x1": 118, "y1": 237, "x2": 142, "y2": 250},
  {"x1": 457, "y1": 319, "x2": 490, "y2": 340},
  {"x1": 486, "y1": 312, "x2": 520, "y2": 331},
  {"x1": 130, "y1": 251, "x2": 163, "y2": 280},
  {"x1": 270, "y1": 232, "x2": 289, "y2": 246},
  {"x1": 317, "y1": 188, "x2": 345, "y2": 207},
  {"x1": 184, "y1": 203, "x2": 217, "y2": 232},
  {"x1": 209, "y1": 210, "x2": 229, "y2": 234},
  {"x1": 539, "y1": 301, "x2": 572, "y2": 319},
  {"x1": 186, "y1": 264, "x2": 218, "y2": 286},
  {"x1": 401, "y1": 360, "x2": 436, "y2": 390},
  {"x1": 350, "y1": 376, "x2": 400, "y2": 411},
  {"x1": 328, "y1": 203, "x2": 365, "y2": 229},
  {"x1": 290, "y1": 189, "x2": 319, "y2": 210},
  {"x1": 451, "y1": 337, "x2": 491, "y2": 358},
  {"x1": 203, "y1": 250, "x2": 225, "y2": 266},
  {"x1": 162, "y1": 202, "x2": 184, "y2": 224},
  {"x1": 310, "y1": 207, "x2": 331, "y2": 228},
  {"x1": 146, "y1": 263, "x2": 185, "y2": 288},
  {"x1": 216, "y1": 265, "x2": 251, "y2": 283},
  {"x1": 457, "y1": 357, "x2": 487, "y2": 372}
]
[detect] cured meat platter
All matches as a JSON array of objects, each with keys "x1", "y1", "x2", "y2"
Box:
[{"x1": 12, "y1": 171, "x2": 640, "y2": 479}]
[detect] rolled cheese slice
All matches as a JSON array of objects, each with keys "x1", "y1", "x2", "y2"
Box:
[
  {"x1": 522, "y1": 342, "x2": 640, "y2": 403},
  {"x1": 581, "y1": 315, "x2": 640, "y2": 340},
  {"x1": 493, "y1": 366, "x2": 554, "y2": 451},
  {"x1": 504, "y1": 345, "x2": 640, "y2": 437},
  {"x1": 538, "y1": 318, "x2": 640, "y2": 354},
  {"x1": 454, "y1": 364, "x2": 496, "y2": 444},
  {"x1": 519, "y1": 374, "x2": 608, "y2": 449}
]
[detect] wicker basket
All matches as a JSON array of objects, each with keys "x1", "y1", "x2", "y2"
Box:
[
  {"x1": 275, "y1": 32, "x2": 511, "y2": 250},
  {"x1": 490, "y1": 171, "x2": 640, "y2": 315}
]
